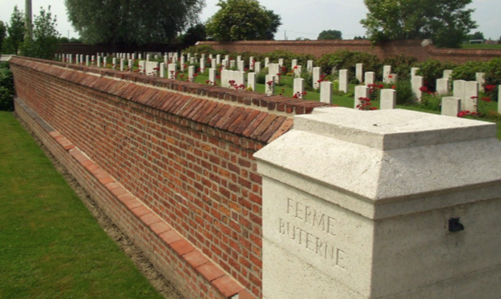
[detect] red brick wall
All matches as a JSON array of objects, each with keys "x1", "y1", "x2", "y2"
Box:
[
  {"x1": 10, "y1": 57, "x2": 330, "y2": 299},
  {"x1": 197, "y1": 40, "x2": 501, "y2": 63}
]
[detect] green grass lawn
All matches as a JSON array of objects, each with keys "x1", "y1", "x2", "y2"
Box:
[{"x1": 0, "y1": 111, "x2": 164, "y2": 299}]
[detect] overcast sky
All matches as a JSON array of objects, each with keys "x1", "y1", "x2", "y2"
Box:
[{"x1": 1, "y1": 0, "x2": 500, "y2": 41}]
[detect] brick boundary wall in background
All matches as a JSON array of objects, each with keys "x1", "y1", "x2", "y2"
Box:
[
  {"x1": 9, "y1": 56, "x2": 331, "y2": 299},
  {"x1": 197, "y1": 40, "x2": 501, "y2": 64}
]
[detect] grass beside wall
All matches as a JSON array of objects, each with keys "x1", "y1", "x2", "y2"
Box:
[{"x1": 0, "y1": 111, "x2": 164, "y2": 299}]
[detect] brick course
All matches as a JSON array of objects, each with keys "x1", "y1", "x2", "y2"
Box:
[{"x1": 10, "y1": 57, "x2": 330, "y2": 298}]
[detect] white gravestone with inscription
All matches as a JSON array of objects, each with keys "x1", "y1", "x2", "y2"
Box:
[{"x1": 256, "y1": 107, "x2": 501, "y2": 299}]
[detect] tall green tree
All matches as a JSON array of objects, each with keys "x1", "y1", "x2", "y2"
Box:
[
  {"x1": 360, "y1": 0, "x2": 477, "y2": 48},
  {"x1": 205, "y1": 0, "x2": 281, "y2": 41},
  {"x1": 0, "y1": 22, "x2": 6, "y2": 53},
  {"x1": 22, "y1": 6, "x2": 60, "y2": 59},
  {"x1": 317, "y1": 30, "x2": 342, "y2": 40},
  {"x1": 65, "y1": 0, "x2": 204, "y2": 45},
  {"x1": 3, "y1": 6, "x2": 25, "y2": 54}
]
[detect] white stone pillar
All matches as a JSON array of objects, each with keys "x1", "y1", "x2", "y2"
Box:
[
  {"x1": 255, "y1": 62, "x2": 262, "y2": 74},
  {"x1": 256, "y1": 107, "x2": 501, "y2": 299},
  {"x1": 313, "y1": 67, "x2": 321, "y2": 90},
  {"x1": 294, "y1": 65, "x2": 302, "y2": 78},
  {"x1": 383, "y1": 65, "x2": 391, "y2": 83},
  {"x1": 476, "y1": 72, "x2": 485, "y2": 92},
  {"x1": 436, "y1": 79, "x2": 449, "y2": 95},
  {"x1": 411, "y1": 76, "x2": 424, "y2": 102},
  {"x1": 307, "y1": 60, "x2": 314, "y2": 74},
  {"x1": 188, "y1": 65, "x2": 195, "y2": 82}
]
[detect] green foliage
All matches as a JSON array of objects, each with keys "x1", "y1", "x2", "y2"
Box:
[
  {"x1": 3, "y1": 6, "x2": 25, "y2": 54},
  {"x1": 180, "y1": 23, "x2": 207, "y2": 46},
  {"x1": 317, "y1": 30, "x2": 342, "y2": 40},
  {"x1": 361, "y1": 0, "x2": 477, "y2": 48},
  {"x1": 315, "y1": 50, "x2": 380, "y2": 79},
  {"x1": 205, "y1": 0, "x2": 281, "y2": 41},
  {"x1": 395, "y1": 80, "x2": 414, "y2": 105},
  {"x1": 21, "y1": 6, "x2": 61, "y2": 60},
  {"x1": 0, "y1": 62, "x2": 14, "y2": 111},
  {"x1": 0, "y1": 21, "x2": 6, "y2": 53},
  {"x1": 382, "y1": 55, "x2": 418, "y2": 81},
  {"x1": 484, "y1": 57, "x2": 501, "y2": 102},
  {"x1": 416, "y1": 59, "x2": 457, "y2": 91},
  {"x1": 419, "y1": 92, "x2": 442, "y2": 111},
  {"x1": 467, "y1": 31, "x2": 484, "y2": 41},
  {"x1": 451, "y1": 61, "x2": 486, "y2": 81},
  {"x1": 65, "y1": 0, "x2": 203, "y2": 45}
]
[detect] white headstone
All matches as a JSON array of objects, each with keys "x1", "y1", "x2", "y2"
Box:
[
  {"x1": 291, "y1": 59, "x2": 298, "y2": 69},
  {"x1": 339, "y1": 69, "x2": 349, "y2": 93},
  {"x1": 383, "y1": 65, "x2": 391, "y2": 83},
  {"x1": 453, "y1": 80, "x2": 466, "y2": 101},
  {"x1": 411, "y1": 76, "x2": 424, "y2": 102},
  {"x1": 354, "y1": 85, "x2": 370, "y2": 109},
  {"x1": 380, "y1": 89, "x2": 396, "y2": 110},
  {"x1": 216, "y1": 54, "x2": 221, "y2": 65},
  {"x1": 86, "y1": 55, "x2": 90, "y2": 66},
  {"x1": 188, "y1": 65, "x2": 195, "y2": 82},
  {"x1": 97, "y1": 56, "x2": 102, "y2": 68},
  {"x1": 443, "y1": 70, "x2": 453, "y2": 80},
  {"x1": 265, "y1": 57, "x2": 270, "y2": 68},
  {"x1": 120, "y1": 59, "x2": 124, "y2": 71},
  {"x1": 320, "y1": 81, "x2": 332, "y2": 104},
  {"x1": 159, "y1": 63, "x2": 165, "y2": 77},
  {"x1": 387, "y1": 73, "x2": 397, "y2": 84},
  {"x1": 356, "y1": 63, "x2": 363, "y2": 83},
  {"x1": 411, "y1": 67, "x2": 420, "y2": 78},
  {"x1": 200, "y1": 58, "x2": 205, "y2": 73},
  {"x1": 255, "y1": 62, "x2": 262, "y2": 74},
  {"x1": 167, "y1": 63, "x2": 177, "y2": 79},
  {"x1": 463, "y1": 81, "x2": 479, "y2": 112},
  {"x1": 248, "y1": 72, "x2": 257, "y2": 92},
  {"x1": 307, "y1": 60, "x2": 314, "y2": 74},
  {"x1": 294, "y1": 65, "x2": 302, "y2": 78},
  {"x1": 265, "y1": 75, "x2": 275, "y2": 96},
  {"x1": 441, "y1": 97, "x2": 461, "y2": 117},
  {"x1": 293, "y1": 78, "x2": 305, "y2": 99},
  {"x1": 208, "y1": 68, "x2": 217, "y2": 85},
  {"x1": 313, "y1": 67, "x2": 321, "y2": 90},
  {"x1": 278, "y1": 58, "x2": 284, "y2": 67},
  {"x1": 476, "y1": 73, "x2": 485, "y2": 92},
  {"x1": 238, "y1": 61, "x2": 245, "y2": 72},
  {"x1": 249, "y1": 57, "x2": 254, "y2": 70},
  {"x1": 365, "y1": 72, "x2": 375, "y2": 86},
  {"x1": 436, "y1": 78, "x2": 450, "y2": 95},
  {"x1": 230, "y1": 60, "x2": 236, "y2": 69},
  {"x1": 268, "y1": 64, "x2": 281, "y2": 84}
]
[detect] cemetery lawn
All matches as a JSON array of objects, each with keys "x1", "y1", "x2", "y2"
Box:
[
  {"x1": 192, "y1": 74, "x2": 501, "y2": 140},
  {"x1": 0, "y1": 111, "x2": 163, "y2": 299}
]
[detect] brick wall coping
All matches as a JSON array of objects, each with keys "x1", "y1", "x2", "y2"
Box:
[{"x1": 10, "y1": 56, "x2": 331, "y2": 147}]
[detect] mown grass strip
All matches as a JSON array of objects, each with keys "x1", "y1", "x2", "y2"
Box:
[{"x1": 0, "y1": 111, "x2": 164, "y2": 299}]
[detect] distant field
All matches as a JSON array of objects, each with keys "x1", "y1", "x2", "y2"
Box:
[{"x1": 461, "y1": 44, "x2": 501, "y2": 50}]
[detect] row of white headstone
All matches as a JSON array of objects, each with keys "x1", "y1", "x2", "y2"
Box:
[{"x1": 57, "y1": 52, "x2": 500, "y2": 115}]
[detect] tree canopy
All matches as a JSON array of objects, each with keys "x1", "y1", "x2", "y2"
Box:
[
  {"x1": 65, "y1": 0, "x2": 204, "y2": 45},
  {"x1": 2, "y1": 6, "x2": 25, "y2": 54},
  {"x1": 317, "y1": 30, "x2": 342, "y2": 40},
  {"x1": 205, "y1": 0, "x2": 281, "y2": 41},
  {"x1": 22, "y1": 6, "x2": 61, "y2": 59},
  {"x1": 360, "y1": 0, "x2": 477, "y2": 48}
]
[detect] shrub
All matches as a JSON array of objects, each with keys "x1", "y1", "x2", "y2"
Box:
[
  {"x1": 395, "y1": 80, "x2": 413, "y2": 105},
  {"x1": 416, "y1": 59, "x2": 457, "y2": 91},
  {"x1": 484, "y1": 57, "x2": 501, "y2": 102},
  {"x1": 0, "y1": 62, "x2": 14, "y2": 111},
  {"x1": 452, "y1": 61, "x2": 486, "y2": 82},
  {"x1": 382, "y1": 55, "x2": 418, "y2": 81},
  {"x1": 315, "y1": 50, "x2": 381, "y2": 81}
]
